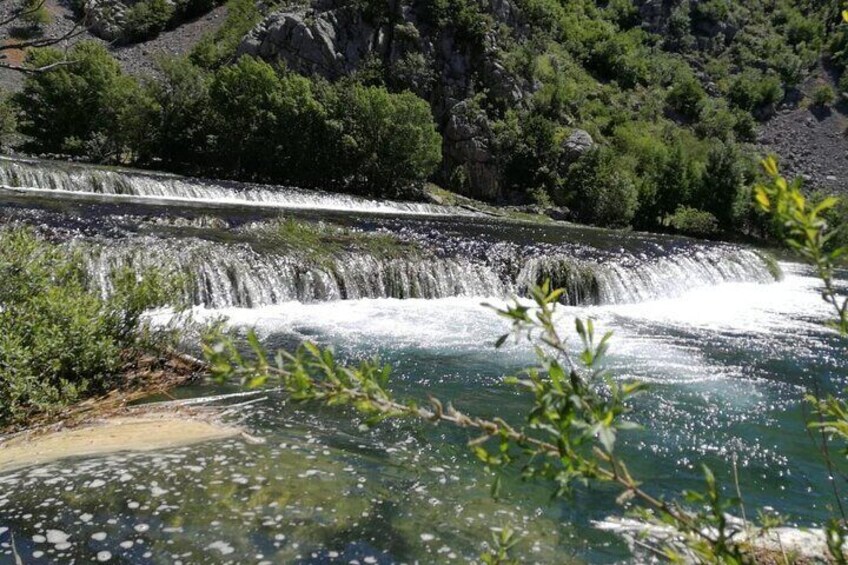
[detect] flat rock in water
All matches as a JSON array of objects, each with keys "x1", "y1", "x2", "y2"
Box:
[{"x1": 0, "y1": 415, "x2": 240, "y2": 474}]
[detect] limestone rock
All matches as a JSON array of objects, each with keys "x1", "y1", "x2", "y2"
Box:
[
  {"x1": 443, "y1": 101, "x2": 500, "y2": 200},
  {"x1": 561, "y1": 129, "x2": 595, "y2": 167},
  {"x1": 238, "y1": 7, "x2": 376, "y2": 79}
]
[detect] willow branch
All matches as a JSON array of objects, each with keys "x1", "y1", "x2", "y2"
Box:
[{"x1": 253, "y1": 363, "x2": 715, "y2": 546}]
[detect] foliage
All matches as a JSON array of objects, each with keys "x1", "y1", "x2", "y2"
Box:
[
  {"x1": 812, "y1": 84, "x2": 837, "y2": 107},
  {"x1": 15, "y1": 42, "x2": 131, "y2": 156},
  {"x1": 560, "y1": 147, "x2": 638, "y2": 228},
  {"x1": 324, "y1": 83, "x2": 442, "y2": 196},
  {"x1": 696, "y1": 141, "x2": 746, "y2": 230},
  {"x1": 19, "y1": 0, "x2": 51, "y2": 27},
  {"x1": 0, "y1": 90, "x2": 17, "y2": 150},
  {"x1": 667, "y1": 206, "x2": 720, "y2": 237},
  {"x1": 190, "y1": 0, "x2": 263, "y2": 69},
  {"x1": 15, "y1": 48, "x2": 441, "y2": 197},
  {"x1": 755, "y1": 156, "x2": 847, "y2": 334},
  {"x1": 145, "y1": 56, "x2": 213, "y2": 169},
  {"x1": 754, "y1": 156, "x2": 848, "y2": 563},
  {"x1": 0, "y1": 228, "x2": 176, "y2": 426},
  {"x1": 666, "y1": 74, "x2": 706, "y2": 122},
  {"x1": 122, "y1": 0, "x2": 175, "y2": 42},
  {"x1": 727, "y1": 70, "x2": 784, "y2": 114}
]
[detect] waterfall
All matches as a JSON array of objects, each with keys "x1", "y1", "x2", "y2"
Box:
[
  {"x1": 80, "y1": 239, "x2": 509, "y2": 308},
  {"x1": 76, "y1": 238, "x2": 779, "y2": 309},
  {"x1": 0, "y1": 157, "x2": 471, "y2": 217}
]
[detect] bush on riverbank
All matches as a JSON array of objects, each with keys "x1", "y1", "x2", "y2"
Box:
[{"x1": 0, "y1": 228, "x2": 178, "y2": 427}]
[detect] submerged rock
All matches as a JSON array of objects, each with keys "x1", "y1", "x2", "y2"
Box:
[{"x1": 0, "y1": 415, "x2": 240, "y2": 474}]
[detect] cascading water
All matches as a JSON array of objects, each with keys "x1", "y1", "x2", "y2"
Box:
[
  {"x1": 0, "y1": 157, "x2": 472, "y2": 216},
  {"x1": 77, "y1": 236, "x2": 778, "y2": 308},
  {"x1": 81, "y1": 239, "x2": 507, "y2": 307}
]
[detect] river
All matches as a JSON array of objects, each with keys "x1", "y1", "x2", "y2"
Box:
[{"x1": 0, "y1": 158, "x2": 845, "y2": 563}]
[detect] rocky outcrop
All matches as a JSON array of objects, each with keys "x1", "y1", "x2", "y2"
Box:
[
  {"x1": 560, "y1": 129, "x2": 594, "y2": 168},
  {"x1": 443, "y1": 101, "x2": 500, "y2": 200},
  {"x1": 238, "y1": 0, "x2": 532, "y2": 201},
  {"x1": 84, "y1": 0, "x2": 134, "y2": 40},
  {"x1": 237, "y1": 7, "x2": 377, "y2": 79}
]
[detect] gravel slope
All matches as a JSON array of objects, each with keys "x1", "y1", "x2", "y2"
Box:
[{"x1": 0, "y1": 0, "x2": 227, "y2": 91}]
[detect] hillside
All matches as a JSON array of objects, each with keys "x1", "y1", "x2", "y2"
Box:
[{"x1": 2, "y1": 0, "x2": 847, "y2": 236}]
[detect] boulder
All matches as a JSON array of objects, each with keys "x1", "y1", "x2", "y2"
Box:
[
  {"x1": 560, "y1": 129, "x2": 594, "y2": 167},
  {"x1": 84, "y1": 0, "x2": 131, "y2": 40}
]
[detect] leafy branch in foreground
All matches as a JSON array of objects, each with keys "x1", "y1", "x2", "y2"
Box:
[
  {"x1": 204, "y1": 283, "x2": 764, "y2": 563},
  {"x1": 755, "y1": 156, "x2": 847, "y2": 335},
  {"x1": 755, "y1": 156, "x2": 848, "y2": 563}
]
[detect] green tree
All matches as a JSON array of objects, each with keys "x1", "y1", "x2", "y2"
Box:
[
  {"x1": 561, "y1": 147, "x2": 638, "y2": 228},
  {"x1": 146, "y1": 56, "x2": 213, "y2": 169},
  {"x1": 667, "y1": 74, "x2": 706, "y2": 121},
  {"x1": 0, "y1": 90, "x2": 17, "y2": 150},
  {"x1": 209, "y1": 56, "x2": 287, "y2": 177},
  {"x1": 329, "y1": 83, "x2": 442, "y2": 196},
  {"x1": 122, "y1": 0, "x2": 174, "y2": 42},
  {"x1": 727, "y1": 70, "x2": 783, "y2": 114},
  {"x1": 96, "y1": 74, "x2": 160, "y2": 163},
  {"x1": 637, "y1": 141, "x2": 700, "y2": 229},
  {"x1": 697, "y1": 141, "x2": 745, "y2": 229},
  {"x1": 15, "y1": 42, "x2": 125, "y2": 154},
  {"x1": 812, "y1": 84, "x2": 836, "y2": 107}
]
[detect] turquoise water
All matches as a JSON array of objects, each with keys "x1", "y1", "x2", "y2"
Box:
[{"x1": 1, "y1": 263, "x2": 845, "y2": 564}]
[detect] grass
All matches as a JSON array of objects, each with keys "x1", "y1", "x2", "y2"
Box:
[
  {"x1": 425, "y1": 184, "x2": 558, "y2": 225},
  {"x1": 244, "y1": 217, "x2": 421, "y2": 264}
]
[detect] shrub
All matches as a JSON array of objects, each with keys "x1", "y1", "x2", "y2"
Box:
[
  {"x1": 191, "y1": 0, "x2": 261, "y2": 68},
  {"x1": 666, "y1": 206, "x2": 719, "y2": 236},
  {"x1": 812, "y1": 84, "x2": 836, "y2": 108},
  {"x1": 589, "y1": 30, "x2": 652, "y2": 88},
  {"x1": 727, "y1": 70, "x2": 783, "y2": 114},
  {"x1": 666, "y1": 74, "x2": 706, "y2": 121},
  {"x1": 419, "y1": 0, "x2": 491, "y2": 47},
  {"x1": 0, "y1": 229, "x2": 174, "y2": 426},
  {"x1": 122, "y1": 0, "x2": 174, "y2": 42},
  {"x1": 20, "y1": 0, "x2": 51, "y2": 26},
  {"x1": 695, "y1": 98, "x2": 737, "y2": 140}
]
